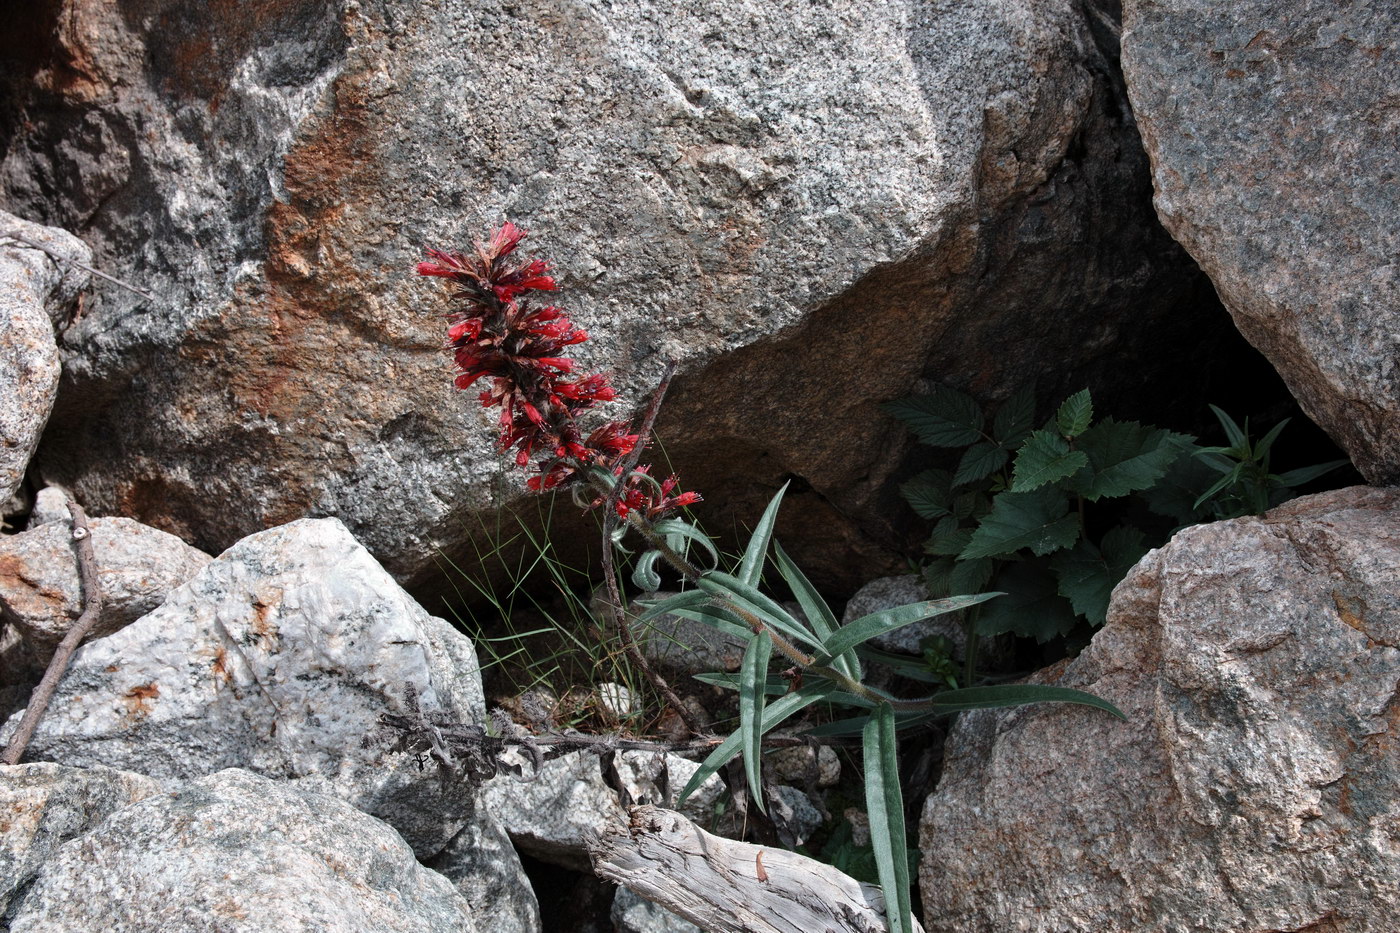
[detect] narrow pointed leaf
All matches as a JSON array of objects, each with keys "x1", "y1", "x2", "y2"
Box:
[
  {"x1": 1253, "y1": 418, "x2": 1289, "y2": 461},
  {"x1": 632, "y1": 588, "x2": 710, "y2": 624},
  {"x1": 819, "y1": 592, "x2": 1000, "y2": 662},
  {"x1": 772, "y1": 539, "x2": 860, "y2": 680},
  {"x1": 650, "y1": 518, "x2": 720, "y2": 567},
  {"x1": 667, "y1": 606, "x2": 753, "y2": 642},
  {"x1": 676, "y1": 687, "x2": 827, "y2": 805},
  {"x1": 864, "y1": 705, "x2": 913, "y2": 933},
  {"x1": 698, "y1": 572, "x2": 820, "y2": 648},
  {"x1": 739, "y1": 631, "x2": 773, "y2": 813},
  {"x1": 1275, "y1": 459, "x2": 1348, "y2": 487},
  {"x1": 1209, "y1": 404, "x2": 1248, "y2": 450},
  {"x1": 692, "y1": 671, "x2": 789, "y2": 694},
  {"x1": 737, "y1": 482, "x2": 788, "y2": 587},
  {"x1": 632, "y1": 551, "x2": 663, "y2": 591},
  {"x1": 923, "y1": 684, "x2": 1126, "y2": 719}
]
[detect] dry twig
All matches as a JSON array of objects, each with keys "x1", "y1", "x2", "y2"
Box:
[{"x1": 2, "y1": 501, "x2": 104, "y2": 765}]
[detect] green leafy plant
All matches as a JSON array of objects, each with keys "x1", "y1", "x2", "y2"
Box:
[
  {"x1": 416, "y1": 223, "x2": 1126, "y2": 933},
  {"x1": 884, "y1": 386, "x2": 1351, "y2": 656}
]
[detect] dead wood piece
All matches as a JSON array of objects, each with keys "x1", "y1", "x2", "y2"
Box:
[
  {"x1": 588, "y1": 805, "x2": 925, "y2": 933},
  {"x1": 2, "y1": 501, "x2": 104, "y2": 765}
]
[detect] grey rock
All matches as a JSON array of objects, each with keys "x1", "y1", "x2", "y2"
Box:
[
  {"x1": 0, "y1": 517, "x2": 486, "y2": 858},
  {"x1": 4, "y1": 768, "x2": 478, "y2": 932},
  {"x1": 0, "y1": 763, "x2": 164, "y2": 916},
  {"x1": 0, "y1": 213, "x2": 89, "y2": 503},
  {"x1": 0, "y1": 516, "x2": 211, "y2": 666},
  {"x1": 5, "y1": 0, "x2": 1209, "y2": 596},
  {"x1": 424, "y1": 806, "x2": 542, "y2": 933},
  {"x1": 480, "y1": 749, "x2": 724, "y2": 871},
  {"x1": 768, "y1": 741, "x2": 840, "y2": 789},
  {"x1": 25, "y1": 487, "x2": 70, "y2": 528},
  {"x1": 919, "y1": 486, "x2": 1400, "y2": 931},
  {"x1": 612, "y1": 886, "x2": 703, "y2": 933},
  {"x1": 770, "y1": 784, "x2": 824, "y2": 849},
  {"x1": 1121, "y1": 0, "x2": 1398, "y2": 482}
]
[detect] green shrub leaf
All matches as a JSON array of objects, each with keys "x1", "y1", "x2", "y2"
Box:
[
  {"x1": 1069, "y1": 419, "x2": 1189, "y2": 501},
  {"x1": 924, "y1": 516, "x2": 972, "y2": 556},
  {"x1": 1010, "y1": 430, "x2": 1090, "y2": 493},
  {"x1": 1056, "y1": 389, "x2": 1093, "y2": 438},
  {"x1": 881, "y1": 387, "x2": 984, "y2": 447},
  {"x1": 863, "y1": 704, "x2": 913, "y2": 933},
  {"x1": 974, "y1": 559, "x2": 1079, "y2": 642},
  {"x1": 953, "y1": 441, "x2": 1009, "y2": 487},
  {"x1": 899, "y1": 469, "x2": 954, "y2": 520},
  {"x1": 993, "y1": 385, "x2": 1037, "y2": 447},
  {"x1": 1049, "y1": 527, "x2": 1149, "y2": 626},
  {"x1": 959, "y1": 488, "x2": 1081, "y2": 560}
]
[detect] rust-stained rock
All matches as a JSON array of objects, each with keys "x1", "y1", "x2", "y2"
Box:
[
  {"x1": 1121, "y1": 0, "x2": 1400, "y2": 483},
  {"x1": 0, "y1": 515, "x2": 210, "y2": 666},
  {"x1": 919, "y1": 486, "x2": 1400, "y2": 931},
  {"x1": 3, "y1": 0, "x2": 1210, "y2": 595}
]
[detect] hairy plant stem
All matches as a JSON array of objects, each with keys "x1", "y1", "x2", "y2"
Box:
[{"x1": 2, "y1": 501, "x2": 102, "y2": 765}]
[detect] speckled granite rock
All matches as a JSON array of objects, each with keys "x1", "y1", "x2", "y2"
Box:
[
  {"x1": 919, "y1": 486, "x2": 1400, "y2": 931},
  {"x1": 4, "y1": 768, "x2": 479, "y2": 932},
  {"x1": 2, "y1": 0, "x2": 1208, "y2": 594},
  {"x1": 1122, "y1": 0, "x2": 1400, "y2": 482},
  {"x1": 0, "y1": 212, "x2": 88, "y2": 503},
  {"x1": 0, "y1": 763, "x2": 164, "y2": 917},
  {"x1": 0, "y1": 517, "x2": 486, "y2": 858}
]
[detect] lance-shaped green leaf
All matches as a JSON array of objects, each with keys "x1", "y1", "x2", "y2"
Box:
[
  {"x1": 697, "y1": 572, "x2": 820, "y2": 649},
  {"x1": 772, "y1": 539, "x2": 859, "y2": 681},
  {"x1": 1010, "y1": 430, "x2": 1089, "y2": 493},
  {"x1": 631, "y1": 588, "x2": 711, "y2": 625},
  {"x1": 739, "y1": 631, "x2": 773, "y2": 813},
  {"x1": 816, "y1": 592, "x2": 1000, "y2": 663},
  {"x1": 677, "y1": 686, "x2": 828, "y2": 805},
  {"x1": 650, "y1": 518, "x2": 720, "y2": 567},
  {"x1": 1057, "y1": 389, "x2": 1093, "y2": 438},
  {"x1": 692, "y1": 671, "x2": 791, "y2": 694},
  {"x1": 1275, "y1": 459, "x2": 1349, "y2": 487},
  {"x1": 959, "y1": 487, "x2": 1080, "y2": 560},
  {"x1": 667, "y1": 605, "x2": 753, "y2": 642},
  {"x1": 881, "y1": 386, "x2": 984, "y2": 447},
  {"x1": 864, "y1": 704, "x2": 913, "y2": 933},
  {"x1": 923, "y1": 683, "x2": 1127, "y2": 719},
  {"x1": 737, "y1": 482, "x2": 788, "y2": 587}
]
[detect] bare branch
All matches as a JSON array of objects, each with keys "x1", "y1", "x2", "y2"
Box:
[
  {"x1": 1, "y1": 229, "x2": 158, "y2": 304},
  {"x1": 2, "y1": 501, "x2": 104, "y2": 765}
]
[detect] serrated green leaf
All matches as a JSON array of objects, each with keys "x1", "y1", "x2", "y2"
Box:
[
  {"x1": 924, "y1": 516, "x2": 972, "y2": 556},
  {"x1": 1049, "y1": 526, "x2": 1148, "y2": 626},
  {"x1": 949, "y1": 556, "x2": 995, "y2": 595},
  {"x1": 974, "y1": 559, "x2": 1080, "y2": 642},
  {"x1": 921, "y1": 558, "x2": 957, "y2": 598},
  {"x1": 738, "y1": 482, "x2": 788, "y2": 587},
  {"x1": 881, "y1": 387, "x2": 985, "y2": 448},
  {"x1": 1010, "y1": 430, "x2": 1090, "y2": 493},
  {"x1": 953, "y1": 442, "x2": 1009, "y2": 487},
  {"x1": 864, "y1": 705, "x2": 913, "y2": 933},
  {"x1": 993, "y1": 385, "x2": 1037, "y2": 447},
  {"x1": 952, "y1": 490, "x2": 985, "y2": 520},
  {"x1": 698, "y1": 572, "x2": 819, "y2": 649},
  {"x1": 676, "y1": 686, "x2": 827, "y2": 805},
  {"x1": 740, "y1": 631, "x2": 773, "y2": 813},
  {"x1": 1140, "y1": 435, "x2": 1211, "y2": 524},
  {"x1": 959, "y1": 488, "x2": 1081, "y2": 560},
  {"x1": 818, "y1": 592, "x2": 1000, "y2": 662},
  {"x1": 1057, "y1": 389, "x2": 1093, "y2": 438},
  {"x1": 899, "y1": 469, "x2": 954, "y2": 520},
  {"x1": 772, "y1": 539, "x2": 860, "y2": 681},
  {"x1": 1070, "y1": 419, "x2": 1190, "y2": 501}
]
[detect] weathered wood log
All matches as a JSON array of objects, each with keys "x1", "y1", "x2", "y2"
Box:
[{"x1": 588, "y1": 805, "x2": 925, "y2": 933}]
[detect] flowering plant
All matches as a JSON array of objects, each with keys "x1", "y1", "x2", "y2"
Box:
[{"x1": 419, "y1": 222, "x2": 1124, "y2": 933}]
